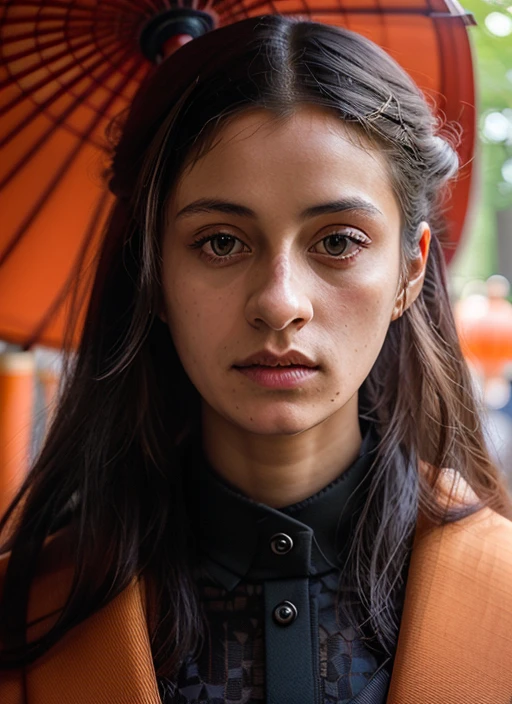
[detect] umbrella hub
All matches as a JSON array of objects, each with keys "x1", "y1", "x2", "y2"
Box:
[{"x1": 139, "y1": 9, "x2": 216, "y2": 63}]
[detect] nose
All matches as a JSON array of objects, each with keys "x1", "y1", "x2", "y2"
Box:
[{"x1": 245, "y1": 252, "x2": 314, "y2": 331}]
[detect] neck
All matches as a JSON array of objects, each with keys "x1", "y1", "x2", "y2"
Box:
[{"x1": 201, "y1": 397, "x2": 362, "y2": 508}]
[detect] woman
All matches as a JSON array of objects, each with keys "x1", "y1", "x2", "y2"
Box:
[{"x1": 1, "y1": 14, "x2": 512, "y2": 704}]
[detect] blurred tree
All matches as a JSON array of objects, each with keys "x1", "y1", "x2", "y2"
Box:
[{"x1": 451, "y1": 0, "x2": 512, "y2": 286}]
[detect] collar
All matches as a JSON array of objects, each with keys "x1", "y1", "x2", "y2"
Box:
[{"x1": 181, "y1": 425, "x2": 379, "y2": 590}]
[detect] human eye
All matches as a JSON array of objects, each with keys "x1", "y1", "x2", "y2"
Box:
[
  {"x1": 188, "y1": 231, "x2": 250, "y2": 264},
  {"x1": 309, "y1": 229, "x2": 371, "y2": 262}
]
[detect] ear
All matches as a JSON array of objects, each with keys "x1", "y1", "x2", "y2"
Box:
[{"x1": 391, "y1": 222, "x2": 431, "y2": 321}]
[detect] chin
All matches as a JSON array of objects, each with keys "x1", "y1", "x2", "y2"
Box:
[{"x1": 234, "y1": 406, "x2": 323, "y2": 436}]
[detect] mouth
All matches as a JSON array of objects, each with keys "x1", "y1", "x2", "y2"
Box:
[
  {"x1": 233, "y1": 363, "x2": 320, "y2": 389},
  {"x1": 234, "y1": 363, "x2": 318, "y2": 369},
  {"x1": 234, "y1": 349, "x2": 319, "y2": 369}
]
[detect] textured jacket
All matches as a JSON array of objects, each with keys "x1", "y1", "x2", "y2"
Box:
[{"x1": 1, "y1": 472, "x2": 512, "y2": 704}]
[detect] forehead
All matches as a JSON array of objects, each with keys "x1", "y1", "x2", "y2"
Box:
[{"x1": 170, "y1": 105, "x2": 399, "y2": 224}]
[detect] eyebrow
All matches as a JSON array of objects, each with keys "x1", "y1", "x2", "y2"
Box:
[{"x1": 175, "y1": 197, "x2": 383, "y2": 221}]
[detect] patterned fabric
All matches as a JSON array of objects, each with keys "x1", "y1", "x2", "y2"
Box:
[
  {"x1": 157, "y1": 424, "x2": 402, "y2": 703},
  {"x1": 314, "y1": 573, "x2": 381, "y2": 702},
  {"x1": 158, "y1": 581, "x2": 264, "y2": 704},
  {"x1": 157, "y1": 571, "x2": 387, "y2": 704}
]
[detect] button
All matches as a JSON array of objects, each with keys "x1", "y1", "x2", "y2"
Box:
[
  {"x1": 270, "y1": 532, "x2": 294, "y2": 555},
  {"x1": 273, "y1": 601, "x2": 298, "y2": 626}
]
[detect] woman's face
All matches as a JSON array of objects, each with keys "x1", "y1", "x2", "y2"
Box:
[{"x1": 161, "y1": 106, "x2": 407, "y2": 436}]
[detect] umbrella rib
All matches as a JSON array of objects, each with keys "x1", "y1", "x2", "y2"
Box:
[
  {"x1": 22, "y1": 48, "x2": 147, "y2": 348},
  {"x1": 0, "y1": 36, "x2": 137, "y2": 151},
  {"x1": 0, "y1": 1, "x2": 158, "y2": 20},
  {"x1": 87, "y1": 0, "x2": 152, "y2": 12},
  {"x1": 214, "y1": 0, "x2": 461, "y2": 16},
  {"x1": 1, "y1": 1, "x2": 124, "y2": 16},
  {"x1": 0, "y1": 24, "x2": 108, "y2": 44},
  {"x1": 107, "y1": 0, "x2": 164, "y2": 13},
  {"x1": 0, "y1": 51, "x2": 145, "y2": 268},
  {"x1": 0, "y1": 26, "x2": 114, "y2": 69},
  {"x1": 0, "y1": 27, "x2": 129, "y2": 97},
  {"x1": 1, "y1": 13, "x2": 148, "y2": 32},
  {"x1": 23, "y1": 189, "x2": 113, "y2": 350},
  {"x1": 15, "y1": 0, "x2": 160, "y2": 11}
]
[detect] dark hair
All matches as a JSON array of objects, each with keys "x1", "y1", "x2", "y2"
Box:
[{"x1": 1, "y1": 14, "x2": 511, "y2": 677}]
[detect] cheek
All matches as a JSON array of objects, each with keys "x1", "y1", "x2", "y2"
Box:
[
  {"x1": 163, "y1": 273, "x2": 238, "y2": 367},
  {"x1": 322, "y1": 266, "x2": 398, "y2": 362}
]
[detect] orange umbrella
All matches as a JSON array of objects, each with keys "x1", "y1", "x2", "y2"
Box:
[{"x1": 0, "y1": 0, "x2": 476, "y2": 349}]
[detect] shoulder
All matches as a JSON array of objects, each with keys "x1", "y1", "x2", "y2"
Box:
[
  {"x1": 417, "y1": 464, "x2": 512, "y2": 573},
  {"x1": 0, "y1": 532, "x2": 158, "y2": 704},
  {"x1": 415, "y1": 502, "x2": 512, "y2": 582},
  {"x1": 0, "y1": 528, "x2": 76, "y2": 643},
  {"x1": 1, "y1": 526, "x2": 150, "y2": 648},
  {"x1": 407, "y1": 463, "x2": 512, "y2": 658},
  {"x1": 390, "y1": 470, "x2": 512, "y2": 700},
  {"x1": 413, "y1": 462, "x2": 512, "y2": 604}
]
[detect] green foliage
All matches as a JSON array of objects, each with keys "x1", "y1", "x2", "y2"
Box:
[
  {"x1": 464, "y1": 0, "x2": 512, "y2": 209},
  {"x1": 450, "y1": 0, "x2": 512, "y2": 283}
]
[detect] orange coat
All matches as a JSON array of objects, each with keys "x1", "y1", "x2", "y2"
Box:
[{"x1": 1, "y1": 476, "x2": 512, "y2": 704}]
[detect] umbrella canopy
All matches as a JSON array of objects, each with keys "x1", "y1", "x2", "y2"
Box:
[{"x1": 0, "y1": 0, "x2": 476, "y2": 349}]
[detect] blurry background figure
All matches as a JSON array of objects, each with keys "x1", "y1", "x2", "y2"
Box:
[
  {"x1": 455, "y1": 275, "x2": 512, "y2": 490},
  {"x1": 484, "y1": 375, "x2": 512, "y2": 491},
  {"x1": 0, "y1": 345, "x2": 34, "y2": 518},
  {"x1": 0, "y1": 342, "x2": 61, "y2": 518}
]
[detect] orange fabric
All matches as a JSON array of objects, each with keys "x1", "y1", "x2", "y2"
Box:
[
  {"x1": 1, "y1": 485, "x2": 512, "y2": 702},
  {"x1": 388, "y1": 505, "x2": 512, "y2": 702}
]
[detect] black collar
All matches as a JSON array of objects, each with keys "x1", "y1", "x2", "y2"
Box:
[{"x1": 181, "y1": 426, "x2": 379, "y2": 590}]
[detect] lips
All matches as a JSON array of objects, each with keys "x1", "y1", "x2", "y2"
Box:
[
  {"x1": 233, "y1": 354, "x2": 319, "y2": 391},
  {"x1": 234, "y1": 350, "x2": 318, "y2": 369}
]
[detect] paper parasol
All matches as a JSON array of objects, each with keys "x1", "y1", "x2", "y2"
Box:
[{"x1": 0, "y1": 0, "x2": 476, "y2": 348}]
